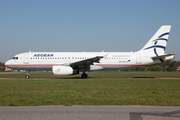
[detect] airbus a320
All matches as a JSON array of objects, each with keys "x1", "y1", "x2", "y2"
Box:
[{"x1": 5, "y1": 25, "x2": 175, "y2": 78}]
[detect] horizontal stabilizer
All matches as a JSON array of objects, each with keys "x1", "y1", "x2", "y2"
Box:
[{"x1": 151, "y1": 54, "x2": 175, "y2": 59}]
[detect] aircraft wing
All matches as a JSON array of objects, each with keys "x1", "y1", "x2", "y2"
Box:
[
  {"x1": 70, "y1": 56, "x2": 104, "y2": 66},
  {"x1": 70, "y1": 56, "x2": 104, "y2": 70}
]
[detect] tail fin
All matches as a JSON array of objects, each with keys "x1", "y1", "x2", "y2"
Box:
[{"x1": 139, "y1": 25, "x2": 171, "y2": 56}]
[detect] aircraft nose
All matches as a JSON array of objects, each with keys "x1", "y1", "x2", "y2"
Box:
[
  {"x1": 5, "y1": 60, "x2": 11, "y2": 66},
  {"x1": 5, "y1": 61, "x2": 8, "y2": 66}
]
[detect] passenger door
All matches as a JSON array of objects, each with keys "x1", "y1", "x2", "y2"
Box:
[{"x1": 23, "y1": 53, "x2": 29, "y2": 64}]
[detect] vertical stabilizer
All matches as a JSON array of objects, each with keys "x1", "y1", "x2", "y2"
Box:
[{"x1": 139, "y1": 25, "x2": 171, "y2": 56}]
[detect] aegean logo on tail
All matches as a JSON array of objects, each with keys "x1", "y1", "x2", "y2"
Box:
[{"x1": 143, "y1": 32, "x2": 169, "y2": 56}]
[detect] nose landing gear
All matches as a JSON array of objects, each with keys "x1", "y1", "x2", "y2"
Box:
[{"x1": 26, "y1": 70, "x2": 30, "y2": 79}]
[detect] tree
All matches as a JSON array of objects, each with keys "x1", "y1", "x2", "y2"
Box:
[
  {"x1": 0, "y1": 62, "x2": 5, "y2": 71},
  {"x1": 0, "y1": 62, "x2": 4, "y2": 66}
]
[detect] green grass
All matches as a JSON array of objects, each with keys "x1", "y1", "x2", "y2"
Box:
[
  {"x1": 0, "y1": 78, "x2": 180, "y2": 106},
  {"x1": 0, "y1": 72, "x2": 180, "y2": 78},
  {"x1": 88, "y1": 72, "x2": 180, "y2": 78}
]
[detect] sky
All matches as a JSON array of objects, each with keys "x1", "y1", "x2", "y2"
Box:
[{"x1": 0, "y1": 0, "x2": 180, "y2": 62}]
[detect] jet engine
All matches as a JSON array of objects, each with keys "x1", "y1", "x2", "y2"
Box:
[{"x1": 52, "y1": 66, "x2": 79, "y2": 75}]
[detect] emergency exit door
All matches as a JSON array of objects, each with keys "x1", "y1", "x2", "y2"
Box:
[{"x1": 136, "y1": 54, "x2": 141, "y2": 64}]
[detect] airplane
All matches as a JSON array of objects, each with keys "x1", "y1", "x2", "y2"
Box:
[{"x1": 5, "y1": 25, "x2": 175, "y2": 79}]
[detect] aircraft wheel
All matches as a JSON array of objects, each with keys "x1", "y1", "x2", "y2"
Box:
[
  {"x1": 81, "y1": 73, "x2": 88, "y2": 79},
  {"x1": 26, "y1": 75, "x2": 30, "y2": 79}
]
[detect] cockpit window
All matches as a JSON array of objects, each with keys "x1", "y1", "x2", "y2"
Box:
[{"x1": 11, "y1": 57, "x2": 18, "y2": 60}]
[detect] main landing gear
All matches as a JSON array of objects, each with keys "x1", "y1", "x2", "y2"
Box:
[
  {"x1": 81, "y1": 73, "x2": 88, "y2": 79},
  {"x1": 26, "y1": 70, "x2": 30, "y2": 79}
]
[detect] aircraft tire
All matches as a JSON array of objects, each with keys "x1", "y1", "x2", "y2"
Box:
[
  {"x1": 26, "y1": 75, "x2": 30, "y2": 79},
  {"x1": 81, "y1": 73, "x2": 88, "y2": 79}
]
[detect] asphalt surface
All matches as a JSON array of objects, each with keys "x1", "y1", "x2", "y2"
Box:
[{"x1": 0, "y1": 106, "x2": 180, "y2": 120}]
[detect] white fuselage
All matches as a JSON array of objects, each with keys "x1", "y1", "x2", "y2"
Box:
[{"x1": 5, "y1": 51, "x2": 154, "y2": 71}]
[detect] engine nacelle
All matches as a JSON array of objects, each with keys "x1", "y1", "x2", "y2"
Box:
[{"x1": 52, "y1": 66, "x2": 79, "y2": 75}]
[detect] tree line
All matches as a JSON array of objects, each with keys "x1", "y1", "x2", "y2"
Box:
[{"x1": 123, "y1": 60, "x2": 180, "y2": 72}]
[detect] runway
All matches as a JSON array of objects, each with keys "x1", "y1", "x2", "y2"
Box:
[{"x1": 0, "y1": 106, "x2": 180, "y2": 120}]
